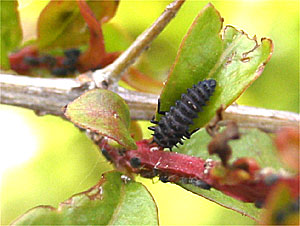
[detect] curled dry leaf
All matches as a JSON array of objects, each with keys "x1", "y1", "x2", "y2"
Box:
[{"x1": 208, "y1": 121, "x2": 240, "y2": 166}]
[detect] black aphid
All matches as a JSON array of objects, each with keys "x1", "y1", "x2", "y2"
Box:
[
  {"x1": 189, "y1": 178, "x2": 211, "y2": 190},
  {"x1": 159, "y1": 175, "x2": 170, "y2": 183},
  {"x1": 23, "y1": 56, "x2": 40, "y2": 66},
  {"x1": 101, "y1": 149, "x2": 111, "y2": 162},
  {"x1": 149, "y1": 79, "x2": 217, "y2": 150},
  {"x1": 64, "y1": 48, "x2": 81, "y2": 59},
  {"x1": 39, "y1": 55, "x2": 57, "y2": 67},
  {"x1": 130, "y1": 157, "x2": 141, "y2": 168},
  {"x1": 51, "y1": 67, "x2": 69, "y2": 76}
]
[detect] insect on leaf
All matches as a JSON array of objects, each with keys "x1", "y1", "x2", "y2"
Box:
[{"x1": 158, "y1": 3, "x2": 273, "y2": 131}]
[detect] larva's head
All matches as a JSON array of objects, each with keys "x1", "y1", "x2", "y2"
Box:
[{"x1": 207, "y1": 79, "x2": 217, "y2": 88}]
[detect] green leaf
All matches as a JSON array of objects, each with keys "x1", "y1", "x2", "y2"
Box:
[
  {"x1": 11, "y1": 171, "x2": 158, "y2": 226},
  {"x1": 158, "y1": 3, "x2": 273, "y2": 131},
  {"x1": 175, "y1": 128, "x2": 282, "y2": 169},
  {"x1": 129, "y1": 120, "x2": 143, "y2": 142},
  {"x1": 37, "y1": 0, "x2": 119, "y2": 50},
  {"x1": 0, "y1": 0, "x2": 22, "y2": 69},
  {"x1": 64, "y1": 89, "x2": 137, "y2": 150},
  {"x1": 174, "y1": 128, "x2": 284, "y2": 220},
  {"x1": 180, "y1": 183, "x2": 261, "y2": 221}
]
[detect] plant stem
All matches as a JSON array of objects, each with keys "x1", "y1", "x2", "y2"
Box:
[
  {"x1": 1, "y1": 73, "x2": 298, "y2": 132},
  {"x1": 92, "y1": 0, "x2": 186, "y2": 87}
]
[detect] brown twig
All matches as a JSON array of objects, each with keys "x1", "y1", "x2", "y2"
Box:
[
  {"x1": 1, "y1": 73, "x2": 299, "y2": 132},
  {"x1": 92, "y1": 0, "x2": 186, "y2": 87}
]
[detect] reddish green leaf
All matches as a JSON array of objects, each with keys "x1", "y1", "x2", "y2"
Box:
[
  {"x1": 275, "y1": 127, "x2": 299, "y2": 171},
  {"x1": 64, "y1": 89, "x2": 136, "y2": 150},
  {"x1": 158, "y1": 3, "x2": 273, "y2": 131},
  {"x1": 76, "y1": 0, "x2": 121, "y2": 72},
  {"x1": 8, "y1": 45, "x2": 38, "y2": 74},
  {"x1": 11, "y1": 171, "x2": 158, "y2": 226},
  {"x1": 76, "y1": 0, "x2": 106, "y2": 72},
  {"x1": 121, "y1": 68, "x2": 163, "y2": 94},
  {"x1": 37, "y1": 0, "x2": 119, "y2": 50},
  {"x1": 0, "y1": 0, "x2": 22, "y2": 69}
]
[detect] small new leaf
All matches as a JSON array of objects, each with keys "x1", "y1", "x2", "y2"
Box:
[{"x1": 64, "y1": 89, "x2": 137, "y2": 150}]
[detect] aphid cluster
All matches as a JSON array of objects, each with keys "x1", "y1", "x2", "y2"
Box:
[
  {"x1": 127, "y1": 156, "x2": 212, "y2": 190},
  {"x1": 23, "y1": 54, "x2": 56, "y2": 68},
  {"x1": 22, "y1": 48, "x2": 81, "y2": 76},
  {"x1": 52, "y1": 48, "x2": 81, "y2": 76},
  {"x1": 149, "y1": 79, "x2": 217, "y2": 150}
]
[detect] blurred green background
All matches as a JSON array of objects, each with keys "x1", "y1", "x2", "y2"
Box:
[{"x1": 1, "y1": 0, "x2": 299, "y2": 225}]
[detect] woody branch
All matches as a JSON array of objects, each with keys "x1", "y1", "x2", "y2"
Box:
[{"x1": 0, "y1": 73, "x2": 299, "y2": 133}]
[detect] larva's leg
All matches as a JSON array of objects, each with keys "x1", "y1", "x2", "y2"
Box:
[
  {"x1": 150, "y1": 116, "x2": 158, "y2": 124},
  {"x1": 191, "y1": 128, "x2": 199, "y2": 135},
  {"x1": 157, "y1": 98, "x2": 167, "y2": 115}
]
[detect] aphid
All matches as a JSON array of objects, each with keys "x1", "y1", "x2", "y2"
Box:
[
  {"x1": 62, "y1": 49, "x2": 81, "y2": 74},
  {"x1": 159, "y1": 175, "x2": 170, "y2": 183},
  {"x1": 101, "y1": 148, "x2": 112, "y2": 162},
  {"x1": 254, "y1": 200, "x2": 264, "y2": 209},
  {"x1": 39, "y1": 55, "x2": 57, "y2": 68},
  {"x1": 62, "y1": 57, "x2": 77, "y2": 67},
  {"x1": 180, "y1": 177, "x2": 211, "y2": 190},
  {"x1": 23, "y1": 56, "x2": 40, "y2": 66},
  {"x1": 149, "y1": 79, "x2": 217, "y2": 150},
  {"x1": 139, "y1": 169, "x2": 158, "y2": 179},
  {"x1": 51, "y1": 67, "x2": 68, "y2": 76},
  {"x1": 130, "y1": 157, "x2": 141, "y2": 168},
  {"x1": 188, "y1": 178, "x2": 211, "y2": 190},
  {"x1": 64, "y1": 48, "x2": 81, "y2": 59}
]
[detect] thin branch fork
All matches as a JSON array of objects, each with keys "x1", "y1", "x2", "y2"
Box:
[
  {"x1": 1, "y1": 73, "x2": 299, "y2": 133},
  {"x1": 92, "y1": 0, "x2": 185, "y2": 87}
]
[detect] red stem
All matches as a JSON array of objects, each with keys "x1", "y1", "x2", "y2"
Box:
[{"x1": 99, "y1": 139, "x2": 299, "y2": 205}]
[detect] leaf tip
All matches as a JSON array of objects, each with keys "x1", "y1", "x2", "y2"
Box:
[{"x1": 261, "y1": 37, "x2": 274, "y2": 62}]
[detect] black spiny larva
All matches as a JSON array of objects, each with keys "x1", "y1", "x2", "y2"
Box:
[{"x1": 148, "y1": 79, "x2": 217, "y2": 150}]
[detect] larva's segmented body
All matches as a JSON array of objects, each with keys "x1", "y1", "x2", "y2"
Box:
[{"x1": 149, "y1": 79, "x2": 217, "y2": 150}]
